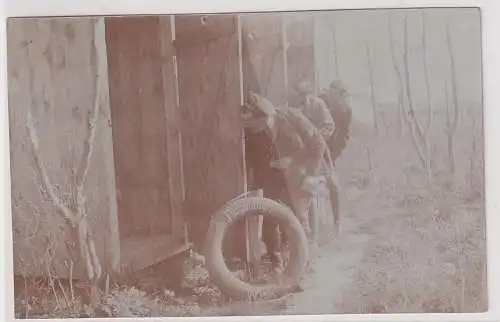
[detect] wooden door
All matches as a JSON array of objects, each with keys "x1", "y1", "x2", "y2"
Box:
[
  {"x1": 241, "y1": 13, "x2": 287, "y2": 107},
  {"x1": 285, "y1": 14, "x2": 316, "y2": 93},
  {"x1": 174, "y1": 14, "x2": 245, "y2": 248},
  {"x1": 105, "y1": 16, "x2": 183, "y2": 240}
]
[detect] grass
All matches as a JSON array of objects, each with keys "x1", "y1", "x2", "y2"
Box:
[
  {"x1": 334, "y1": 104, "x2": 486, "y2": 314},
  {"x1": 12, "y1": 104, "x2": 486, "y2": 317}
]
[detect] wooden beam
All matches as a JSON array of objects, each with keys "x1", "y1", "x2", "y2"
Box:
[
  {"x1": 245, "y1": 190, "x2": 264, "y2": 266},
  {"x1": 282, "y1": 16, "x2": 289, "y2": 107},
  {"x1": 173, "y1": 17, "x2": 236, "y2": 50},
  {"x1": 159, "y1": 16, "x2": 185, "y2": 239},
  {"x1": 95, "y1": 17, "x2": 121, "y2": 275},
  {"x1": 243, "y1": 32, "x2": 283, "y2": 56}
]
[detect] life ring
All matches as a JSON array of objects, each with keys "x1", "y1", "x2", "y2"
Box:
[{"x1": 203, "y1": 196, "x2": 309, "y2": 301}]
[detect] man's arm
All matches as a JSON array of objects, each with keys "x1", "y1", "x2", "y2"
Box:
[
  {"x1": 287, "y1": 109, "x2": 327, "y2": 175},
  {"x1": 313, "y1": 97, "x2": 335, "y2": 139}
]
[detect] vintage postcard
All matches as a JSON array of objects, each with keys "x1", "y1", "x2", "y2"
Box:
[{"x1": 2, "y1": 1, "x2": 496, "y2": 320}]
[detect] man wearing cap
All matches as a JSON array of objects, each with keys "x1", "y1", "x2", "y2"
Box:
[
  {"x1": 319, "y1": 80, "x2": 353, "y2": 164},
  {"x1": 244, "y1": 110, "x2": 291, "y2": 274},
  {"x1": 289, "y1": 79, "x2": 335, "y2": 141},
  {"x1": 288, "y1": 80, "x2": 336, "y2": 245},
  {"x1": 241, "y1": 91, "x2": 328, "y2": 242}
]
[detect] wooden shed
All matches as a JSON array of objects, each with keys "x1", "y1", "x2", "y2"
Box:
[
  {"x1": 8, "y1": 16, "x2": 190, "y2": 280},
  {"x1": 8, "y1": 11, "x2": 337, "y2": 281}
]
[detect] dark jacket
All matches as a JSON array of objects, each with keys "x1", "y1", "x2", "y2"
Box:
[{"x1": 245, "y1": 130, "x2": 290, "y2": 204}]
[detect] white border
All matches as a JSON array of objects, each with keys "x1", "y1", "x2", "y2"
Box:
[{"x1": 1, "y1": 0, "x2": 499, "y2": 322}]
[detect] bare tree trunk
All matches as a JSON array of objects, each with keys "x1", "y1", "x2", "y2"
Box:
[
  {"x1": 421, "y1": 11, "x2": 434, "y2": 177},
  {"x1": 25, "y1": 18, "x2": 105, "y2": 289},
  {"x1": 365, "y1": 40, "x2": 379, "y2": 136},
  {"x1": 445, "y1": 15, "x2": 460, "y2": 179},
  {"x1": 401, "y1": 14, "x2": 429, "y2": 170},
  {"x1": 332, "y1": 23, "x2": 340, "y2": 79},
  {"x1": 444, "y1": 79, "x2": 456, "y2": 177},
  {"x1": 469, "y1": 115, "x2": 477, "y2": 188},
  {"x1": 387, "y1": 12, "x2": 406, "y2": 136}
]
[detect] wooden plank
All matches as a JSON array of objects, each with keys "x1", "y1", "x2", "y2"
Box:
[
  {"x1": 173, "y1": 15, "x2": 236, "y2": 50},
  {"x1": 286, "y1": 17, "x2": 314, "y2": 47},
  {"x1": 175, "y1": 14, "x2": 245, "y2": 249},
  {"x1": 105, "y1": 16, "x2": 173, "y2": 238},
  {"x1": 285, "y1": 14, "x2": 316, "y2": 93},
  {"x1": 159, "y1": 16, "x2": 185, "y2": 239},
  {"x1": 120, "y1": 234, "x2": 191, "y2": 272},
  {"x1": 7, "y1": 17, "x2": 119, "y2": 279},
  {"x1": 312, "y1": 12, "x2": 338, "y2": 92},
  {"x1": 245, "y1": 189, "x2": 264, "y2": 265},
  {"x1": 241, "y1": 13, "x2": 287, "y2": 107}
]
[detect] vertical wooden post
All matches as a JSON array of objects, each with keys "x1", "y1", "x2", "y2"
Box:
[
  {"x1": 237, "y1": 14, "x2": 263, "y2": 267},
  {"x1": 245, "y1": 189, "x2": 264, "y2": 267},
  {"x1": 282, "y1": 15, "x2": 289, "y2": 108},
  {"x1": 95, "y1": 17, "x2": 121, "y2": 275},
  {"x1": 159, "y1": 15, "x2": 186, "y2": 240}
]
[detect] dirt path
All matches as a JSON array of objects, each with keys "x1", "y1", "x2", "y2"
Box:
[
  {"x1": 279, "y1": 186, "x2": 371, "y2": 315},
  {"x1": 224, "y1": 186, "x2": 372, "y2": 316}
]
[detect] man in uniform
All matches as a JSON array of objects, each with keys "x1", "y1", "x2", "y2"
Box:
[
  {"x1": 245, "y1": 111, "x2": 291, "y2": 273},
  {"x1": 241, "y1": 91, "x2": 328, "y2": 249},
  {"x1": 288, "y1": 79, "x2": 336, "y2": 244},
  {"x1": 319, "y1": 80, "x2": 353, "y2": 164},
  {"x1": 289, "y1": 79, "x2": 335, "y2": 141}
]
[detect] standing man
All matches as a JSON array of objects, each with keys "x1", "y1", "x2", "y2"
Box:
[
  {"x1": 289, "y1": 79, "x2": 335, "y2": 141},
  {"x1": 319, "y1": 80, "x2": 353, "y2": 165},
  {"x1": 289, "y1": 79, "x2": 336, "y2": 244}
]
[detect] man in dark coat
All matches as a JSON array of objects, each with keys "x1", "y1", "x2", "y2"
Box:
[
  {"x1": 245, "y1": 125, "x2": 291, "y2": 272},
  {"x1": 319, "y1": 80, "x2": 353, "y2": 164},
  {"x1": 242, "y1": 91, "x2": 328, "y2": 272}
]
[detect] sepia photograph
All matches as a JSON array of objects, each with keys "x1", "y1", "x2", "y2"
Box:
[{"x1": 5, "y1": 6, "x2": 486, "y2": 319}]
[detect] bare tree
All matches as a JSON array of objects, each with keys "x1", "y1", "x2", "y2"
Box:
[
  {"x1": 401, "y1": 13, "x2": 432, "y2": 177},
  {"x1": 364, "y1": 39, "x2": 379, "y2": 136},
  {"x1": 387, "y1": 12, "x2": 406, "y2": 136},
  {"x1": 444, "y1": 15, "x2": 460, "y2": 178},
  {"x1": 420, "y1": 10, "x2": 434, "y2": 176},
  {"x1": 25, "y1": 19, "x2": 104, "y2": 302},
  {"x1": 468, "y1": 114, "x2": 478, "y2": 188},
  {"x1": 332, "y1": 22, "x2": 340, "y2": 79}
]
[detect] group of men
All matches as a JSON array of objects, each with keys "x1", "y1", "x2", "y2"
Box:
[{"x1": 241, "y1": 78, "x2": 353, "y2": 274}]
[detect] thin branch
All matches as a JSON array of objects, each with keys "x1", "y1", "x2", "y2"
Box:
[
  {"x1": 421, "y1": 10, "x2": 433, "y2": 176},
  {"x1": 365, "y1": 39, "x2": 379, "y2": 135},
  {"x1": 332, "y1": 23, "x2": 340, "y2": 79},
  {"x1": 401, "y1": 13, "x2": 427, "y2": 167},
  {"x1": 26, "y1": 112, "x2": 76, "y2": 226},
  {"x1": 387, "y1": 12, "x2": 406, "y2": 133},
  {"x1": 402, "y1": 14, "x2": 424, "y2": 139},
  {"x1": 444, "y1": 77, "x2": 456, "y2": 176},
  {"x1": 445, "y1": 16, "x2": 460, "y2": 133},
  {"x1": 75, "y1": 22, "x2": 102, "y2": 191},
  {"x1": 421, "y1": 11, "x2": 433, "y2": 132}
]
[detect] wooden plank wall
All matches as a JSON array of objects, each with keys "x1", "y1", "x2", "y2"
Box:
[
  {"x1": 105, "y1": 16, "x2": 183, "y2": 239},
  {"x1": 285, "y1": 13, "x2": 316, "y2": 94},
  {"x1": 175, "y1": 15, "x2": 244, "y2": 246},
  {"x1": 174, "y1": 14, "x2": 245, "y2": 249},
  {"x1": 313, "y1": 12, "x2": 338, "y2": 92},
  {"x1": 158, "y1": 17, "x2": 186, "y2": 240},
  {"x1": 7, "y1": 17, "x2": 120, "y2": 279},
  {"x1": 241, "y1": 13, "x2": 287, "y2": 107}
]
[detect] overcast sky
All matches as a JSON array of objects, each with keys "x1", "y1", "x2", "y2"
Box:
[{"x1": 307, "y1": 8, "x2": 482, "y2": 117}]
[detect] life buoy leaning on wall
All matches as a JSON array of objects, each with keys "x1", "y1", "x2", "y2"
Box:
[{"x1": 203, "y1": 196, "x2": 309, "y2": 301}]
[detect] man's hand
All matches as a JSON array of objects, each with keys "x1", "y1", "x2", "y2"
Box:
[
  {"x1": 300, "y1": 175, "x2": 327, "y2": 194},
  {"x1": 270, "y1": 157, "x2": 292, "y2": 170}
]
